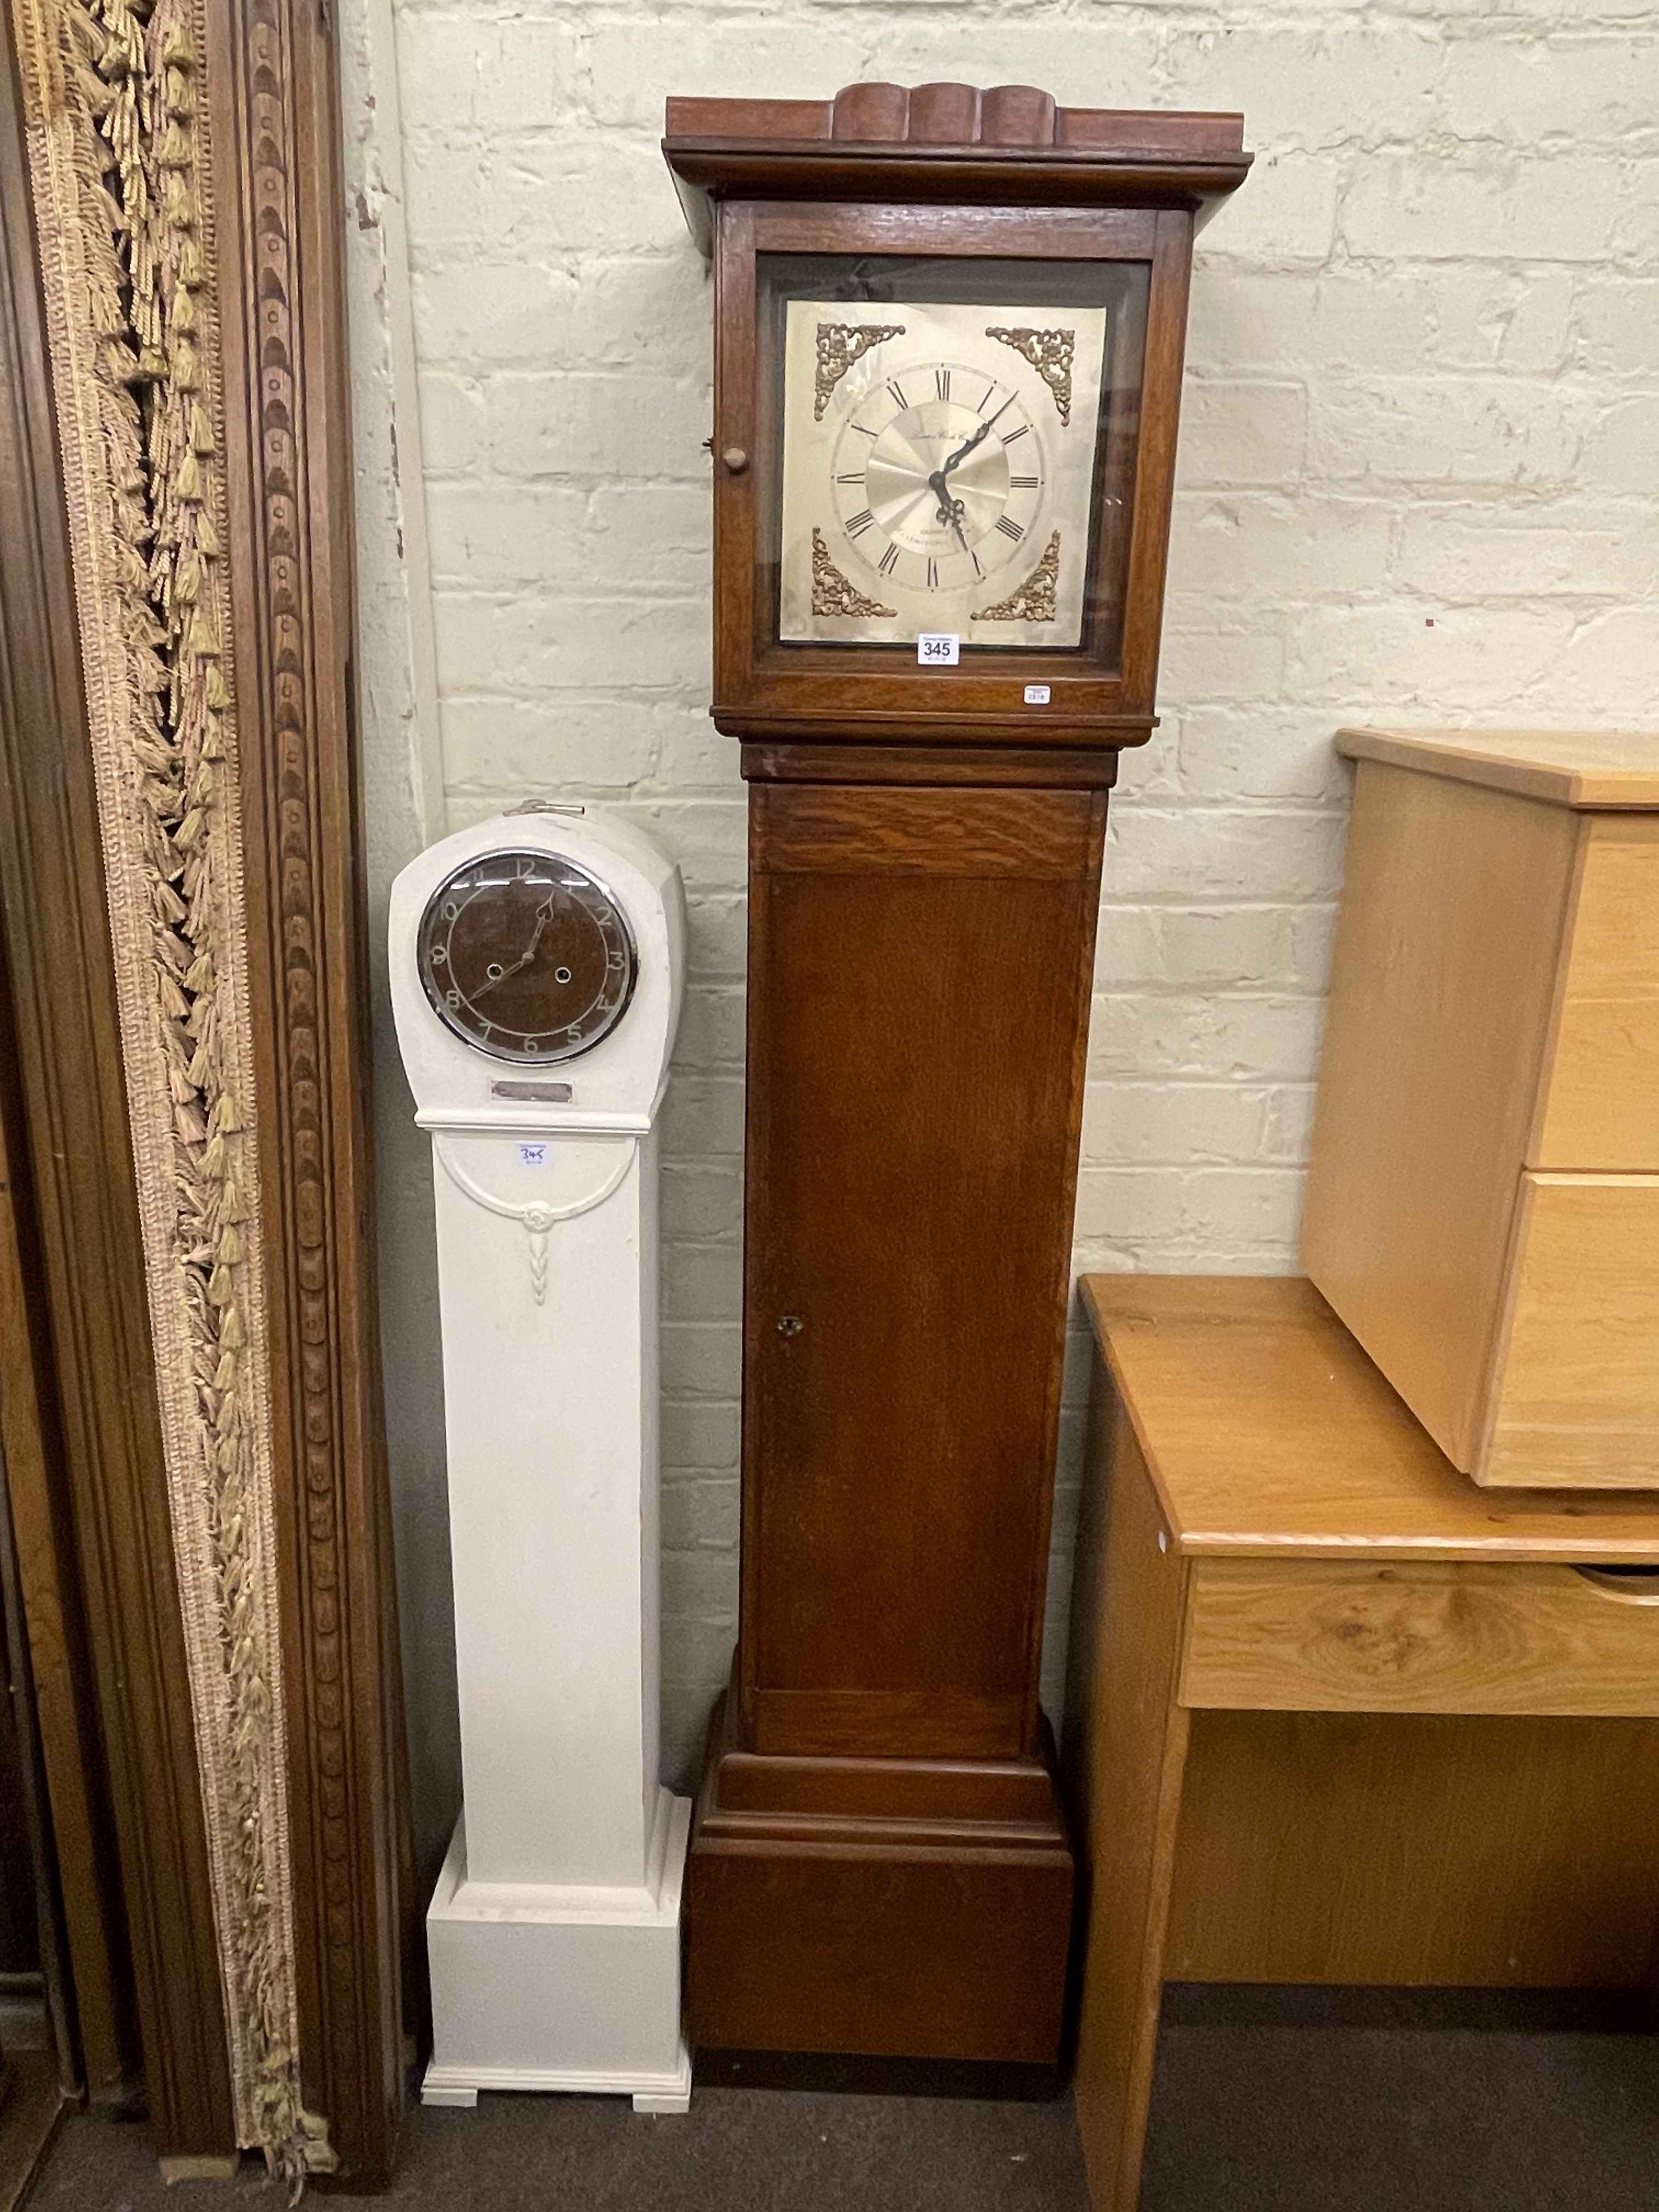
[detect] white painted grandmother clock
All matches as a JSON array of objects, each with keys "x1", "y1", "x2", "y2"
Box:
[{"x1": 388, "y1": 803, "x2": 691, "y2": 2112}]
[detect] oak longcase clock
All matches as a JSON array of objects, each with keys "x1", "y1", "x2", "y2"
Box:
[{"x1": 664, "y1": 80, "x2": 1250, "y2": 2066}]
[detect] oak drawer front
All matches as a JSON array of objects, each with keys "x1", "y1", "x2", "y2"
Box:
[
  {"x1": 1478, "y1": 1172, "x2": 1659, "y2": 1489},
  {"x1": 1180, "y1": 1559, "x2": 1659, "y2": 1716},
  {"x1": 1533, "y1": 817, "x2": 1659, "y2": 1170}
]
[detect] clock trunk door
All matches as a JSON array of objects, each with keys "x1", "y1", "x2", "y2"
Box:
[{"x1": 740, "y1": 782, "x2": 1106, "y2": 1761}]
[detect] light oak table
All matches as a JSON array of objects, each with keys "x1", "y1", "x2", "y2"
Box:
[{"x1": 1063, "y1": 1276, "x2": 1659, "y2": 2212}]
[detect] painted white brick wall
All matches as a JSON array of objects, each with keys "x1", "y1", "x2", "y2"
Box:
[{"x1": 371, "y1": 0, "x2": 1659, "y2": 1801}]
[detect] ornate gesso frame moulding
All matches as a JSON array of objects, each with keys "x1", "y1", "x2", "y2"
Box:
[{"x1": 1, "y1": 0, "x2": 408, "y2": 2182}]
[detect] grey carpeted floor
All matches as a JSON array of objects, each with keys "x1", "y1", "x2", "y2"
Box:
[{"x1": 29, "y1": 2005, "x2": 1659, "y2": 2209}]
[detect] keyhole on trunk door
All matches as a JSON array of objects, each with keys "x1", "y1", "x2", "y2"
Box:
[{"x1": 776, "y1": 1314, "x2": 804, "y2": 1339}]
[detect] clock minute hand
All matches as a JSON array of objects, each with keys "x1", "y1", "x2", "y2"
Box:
[
  {"x1": 940, "y1": 392, "x2": 1017, "y2": 481},
  {"x1": 522, "y1": 891, "x2": 556, "y2": 961},
  {"x1": 940, "y1": 422, "x2": 989, "y2": 477}
]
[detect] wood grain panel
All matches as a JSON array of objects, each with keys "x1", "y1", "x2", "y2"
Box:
[
  {"x1": 689, "y1": 1809, "x2": 1073, "y2": 2063},
  {"x1": 741, "y1": 743, "x2": 1124, "y2": 788},
  {"x1": 713, "y1": 1743, "x2": 1059, "y2": 1824},
  {"x1": 748, "y1": 199, "x2": 1160, "y2": 261},
  {"x1": 1081, "y1": 1275, "x2": 1659, "y2": 1562},
  {"x1": 751, "y1": 1688, "x2": 1024, "y2": 1760},
  {"x1": 687, "y1": 1684, "x2": 1074, "y2": 2060},
  {"x1": 742, "y1": 783, "x2": 1106, "y2": 1759},
  {"x1": 1166, "y1": 1708, "x2": 1659, "y2": 1988},
  {"x1": 0, "y1": 979, "x2": 137, "y2": 2103},
  {"x1": 751, "y1": 783, "x2": 1095, "y2": 876},
  {"x1": 1181, "y1": 1558, "x2": 1659, "y2": 1716},
  {"x1": 665, "y1": 87, "x2": 1246, "y2": 159},
  {"x1": 1116, "y1": 212, "x2": 1192, "y2": 710},
  {"x1": 1338, "y1": 726, "x2": 1659, "y2": 810},
  {"x1": 1533, "y1": 817, "x2": 1659, "y2": 1169},
  {"x1": 1302, "y1": 761, "x2": 1578, "y2": 1469},
  {"x1": 1062, "y1": 1392, "x2": 1190, "y2": 2212},
  {"x1": 1480, "y1": 1172, "x2": 1659, "y2": 1488}
]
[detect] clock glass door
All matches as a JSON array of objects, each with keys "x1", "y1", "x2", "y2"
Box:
[{"x1": 756, "y1": 253, "x2": 1149, "y2": 662}]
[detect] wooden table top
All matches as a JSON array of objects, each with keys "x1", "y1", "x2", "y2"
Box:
[
  {"x1": 1337, "y1": 726, "x2": 1659, "y2": 809},
  {"x1": 1082, "y1": 1276, "x2": 1659, "y2": 1564}
]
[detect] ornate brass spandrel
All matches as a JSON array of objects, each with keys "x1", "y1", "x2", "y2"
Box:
[
  {"x1": 986, "y1": 326, "x2": 1075, "y2": 426},
  {"x1": 810, "y1": 527, "x2": 896, "y2": 618},
  {"x1": 814, "y1": 320, "x2": 905, "y2": 420},
  {"x1": 975, "y1": 529, "x2": 1060, "y2": 624}
]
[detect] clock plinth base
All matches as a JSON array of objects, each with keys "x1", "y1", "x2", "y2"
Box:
[
  {"x1": 685, "y1": 1689, "x2": 1074, "y2": 2062},
  {"x1": 422, "y1": 1791, "x2": 693, "y2": 2113}
]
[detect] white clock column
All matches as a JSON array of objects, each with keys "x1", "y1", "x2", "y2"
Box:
[{"x1": 388, "y1": 806, "x2": 691, "y2": 2113}]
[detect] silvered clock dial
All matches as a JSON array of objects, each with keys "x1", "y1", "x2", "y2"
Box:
[
  {"x1": 416, "y1": 848, "x2": 637, "y2": 1062},
  {"x1": 778, "y1": 299, "x2": 1109, "y2": 648}
]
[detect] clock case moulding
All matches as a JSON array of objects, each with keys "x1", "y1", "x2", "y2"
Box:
[{"x1": 663, "y1": 82, "x2": 1249, "y2": 2069}]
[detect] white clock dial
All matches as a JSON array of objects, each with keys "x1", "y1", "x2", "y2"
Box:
[
  {"x1": 830, "y1": 370, "x2": 1045, "y2": 599},
  {"x1": 778, "y1": 298, "x2": 1109, "y2": 649}
]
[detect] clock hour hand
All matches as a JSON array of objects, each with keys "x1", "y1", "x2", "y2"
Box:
[
  {"x1": 472, "y1": 892, "x2": 556, "y2": 1000},
  {"x1": 921, "y1": 464, "x2": 975, "y2": 552},
  {"x1": 923, "y1": 469, "x2": 974, "y2": 554},
  {"x1": 471, "y1": 954, "x2": 528, "y2": 1001}
]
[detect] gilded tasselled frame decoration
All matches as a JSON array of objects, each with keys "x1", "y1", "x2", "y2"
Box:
[{"x1": 8, "y1": 0, "x2": 328, "y2": 2178}]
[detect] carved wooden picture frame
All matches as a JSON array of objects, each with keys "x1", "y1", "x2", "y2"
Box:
[{"x1": 0, "y1": 0, "x2": 408, "y2": 2180}]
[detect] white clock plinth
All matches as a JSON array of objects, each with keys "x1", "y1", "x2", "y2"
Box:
[{"x1": 388, "y1": 809, "x2": 690, "y2": 2114}]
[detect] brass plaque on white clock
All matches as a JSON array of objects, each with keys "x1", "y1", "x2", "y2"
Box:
[{"x1": 778, "y1": 298, "x2": 1109, "y2": 650}]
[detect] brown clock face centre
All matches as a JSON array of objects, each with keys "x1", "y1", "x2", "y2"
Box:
[{"x1": 417, "y1": 850, "x2": 637, "y2": 1062}]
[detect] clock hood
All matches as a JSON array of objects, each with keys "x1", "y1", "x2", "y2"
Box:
[{"x1": 389, "y1": 806, "x2": 686, "y2": 1135}]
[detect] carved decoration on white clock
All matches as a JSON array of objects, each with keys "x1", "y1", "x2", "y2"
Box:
[
  {"x1": 986, "y1": 326, "x2": 1076, "y2": 425},
  {"x1": 814, "y1": 321, "x2": 906, "y2": 419},
  {"x1": 432, "y1": 1133, "x2": 638, "y2": 1304},
  {"x1": 975, "y1": 530, "x2": 1061, "y2": 623}
]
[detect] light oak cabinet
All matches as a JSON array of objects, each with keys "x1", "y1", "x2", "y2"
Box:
[{"x1": 1303, "y1": 728, "x2": 1659, "y2": 1490}]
